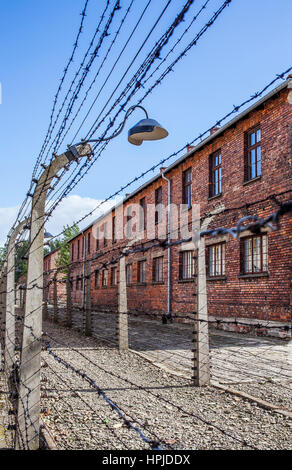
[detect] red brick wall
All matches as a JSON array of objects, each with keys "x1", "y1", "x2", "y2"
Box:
[
  {"x1": 44, "y1": 249, "x2": 66, "y2": 303},
  {"x1": 66, "y1": 87, "x2": 292, "y2": 325}
]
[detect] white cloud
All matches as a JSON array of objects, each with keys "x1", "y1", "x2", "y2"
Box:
[{"x1": 0, "y1": 194, "x2": 117, "y2": 246}]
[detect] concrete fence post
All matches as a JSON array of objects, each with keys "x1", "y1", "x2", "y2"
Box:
[
  {"x1": 15, "y1": 285, "x2": 20, "y2": 308},
  {"x1": 193, "y1": 241, "x2": 210, "y2": 386},
  {"x1": 0, "y1": 264, "x2": 7, "y2": 354},
  {"x1": 43, "y1": 281, "x2": 48, "y2": 322},
  {"x1": 16, "y1": 143, "x2": 92, "y2": 449},
  {"x1": 19, "y1": 286, "x2": 24, "y2": 309},
  {"x1": 118, "y1": 255, "x2": 128, "y2": 351},
  {"x1": 4, "y1": 219, "x2": 28, "y2": 393},
  {"x1": 192, "y1": 209, "x2": 224, "y2": 386},
  {"x1": 84, "y1": 261, "x2": 92, "y2": 336},
  {"x1": 66, "y1": 267, "x2": 72, "y2": 328},
  {"x1": 53, "y1": 275, "x2": 58, "y2": 323}
]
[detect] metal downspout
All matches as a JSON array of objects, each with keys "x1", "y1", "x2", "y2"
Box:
[
  {"x1": 82, "y1": 234, "x2": 86, "y2": 309},
  {"x1": 161, "y1": 172, "x2": 171, "y2": 319}
]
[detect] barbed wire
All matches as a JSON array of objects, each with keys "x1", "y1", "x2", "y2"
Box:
[
  {"x1": 35, "y1": 68, "x2": 292, "y2": 248},
  {"x1": 2, "y1": 0, "x2": 231, "y2": 261},
  {"x1": 33, "y1": 0, "x2": 91, "y2": 178},
  {"x1": 2, "y1": 188, "x2": 291, "y2": 292}
]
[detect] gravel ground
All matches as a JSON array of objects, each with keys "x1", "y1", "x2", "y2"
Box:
[
  {"x1": 41, "y1": 321, "x2": 292, "y2": 450},
  {"x1": 48, "y1": 306, "x2": 292, "y2": 411},
  {"x1": 0, "y1": 373, "x2": 14, "y2": 449}
]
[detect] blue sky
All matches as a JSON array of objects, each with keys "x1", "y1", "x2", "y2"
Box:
[{"x1": 0, "y1": 0, "x2": 291, "y2": 243}]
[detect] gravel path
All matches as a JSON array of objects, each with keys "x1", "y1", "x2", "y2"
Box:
[
  {"x1": 49, "y1": 306, "x2": 292, "y2": 411},
  {"x1": 41, "y1": 321, "x2": 292, "y2": 450},
  {"x1": 0, "y1": 373, "x2": 14, "y2": 449}
]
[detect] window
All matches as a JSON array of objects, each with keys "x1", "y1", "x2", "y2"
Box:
[
  {"x1": 111, "y1": 267, "x2": 117, "y2": 286},
  {"x1": 71, "y1": 243, "x2": 75, "y2": 261},
  {"x1": 126, "y1": 264, "x2": 132, "y2": 286},
  {"x1": 182, "y1": 168, "x2": 192, "y2": 209},
  {"x1": 208, "y1": 243, "x2": 226, "y2": 277},
  {"x1": 179, "y1": 251, "x2": 195, "y2": 280},
  {"x1": 112, "y1": 216, "x2": 116, "y2": 243},
  {"x1": 241, "y1": 234, "x2": 267, "y2": 274},
  {"x1": 209, "y1": 151, "x2": 222, "y2": 197},
  {"x1": 77, "y1": 276, "x2": 82, "y2": 290},
  {"x1": 87, "y1": 233, "x2": 91, "y2": 254},
  {"x1": 155, "y1": 187, "x2": 163, "y2": 224},
  {"x1": 126, "y1": 206, "x2": 132, "y2": 238},
  {"x1": 245, "y1": 126, "x2": 261, "y2": 181},
  {"x1": 94, "y1": 270, "x2": 99, "y2": 289},
  {"x1": 104, "y1": 222, "x2": 108, "y2": 247},
  {"x1": 153, "y1": 256, "x2": 164, "y2": 283},
  {"x1": 139, "y1": 197, "x2": 147, "y2": 231},
  {"x1": 137, "y1": 260, "x2": 146, "y2": 283},
  {"x1": 96, "y1": 228, "x2": 99, "y2": 250},
  {"x1": 77, "y1": 239, "x2": 80, "y2": 259},
  {"x1": 102, "y1": 269, "x2": 108, "y2": 287}
]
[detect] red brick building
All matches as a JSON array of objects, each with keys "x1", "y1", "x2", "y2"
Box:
[
  {"x1": 43, "y1": 248, "x2": 66, "y2": 303},
  {"x1": 44, "y1": 78, "x2": 292, "y2": 337}
]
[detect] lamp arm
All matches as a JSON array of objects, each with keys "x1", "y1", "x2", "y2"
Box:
[{"x1": 75, "y1": 105, "x2": 149, "y2": 146}]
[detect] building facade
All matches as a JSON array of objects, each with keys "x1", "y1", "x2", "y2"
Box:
[
  {"x1": 43, "y1": 248, "x2": 66, "y2": 303},
  {"x1": 44, "y1": 79, "x2": 292, "y2": 337}
]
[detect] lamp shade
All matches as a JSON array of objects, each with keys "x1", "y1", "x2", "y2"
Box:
[
  {"x1": 128, "y1": 118, "x2": 168, "y2": 146},
  {"x1": 44, "y1": 231, "x2": 53, "y2": 239}
]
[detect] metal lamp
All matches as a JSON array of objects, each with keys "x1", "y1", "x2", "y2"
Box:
[
  {"x1": 74, "y1": 105, "x2": 169, "y2": 148},
  {"x1": 128, "y1": 118, "x2": 168, "y2": 146},
  {"x1": 44, "y1": 231, "x2": 53, "y2": 239}
]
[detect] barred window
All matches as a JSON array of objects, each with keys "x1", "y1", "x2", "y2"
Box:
[
  {"x1": 96, "y1": 227, "x2": 99, "y2": 250},
  {"x1": 77, "y1": 276, "x2": 82, "y2": 290},
  {"x1": 126, "y1": 206, "x2": 133, "y2": 238},
  {"x1": 139, "y1": 197, "x2": 147, "y2": 231},
  {"x1": 126, "y1": 264, "x2": 132, "y2": 286},
  {"x1": 208, "y1": 243, "x2": 226, "y2": 277},
  {"x1": 137, "y1": 260, "x2": 146, "y2": 283},
  {"x1": 182, "y1": 168, "x2": 192, "y2": 209},
  {"x1": 94, "y1": 270, "x2": 99, "y2": 289},
  {"x1": 179, "y1": 251, "x2": 195, "y2": 280},
  {"x1": 112, "y1": 215, "x2": 116, "y2": 243},
  {"x1": 241, "y1": 234, "x2": 267, "y2": 274},
  {"x1": 111, "y1": 267, "x2": 117, "y2": 286},
  {"x1": 153, "y1": 256, "x2": 163, "y2": 283},
  {"x1": 104, "y1": 222, "x2": 108, "y2": 247},
  {"x1": 102, "y1": 269, "x2": 108, "y2": 287},
  {"x1": 155, "y1": 187, "x2": 162, "y2": 224},
  {"x1": 245, "y1": 126, "x2": 261, "y2": 181},
  {"x1": 209, "y1": 151, "x2": 222, "y2": 197}
]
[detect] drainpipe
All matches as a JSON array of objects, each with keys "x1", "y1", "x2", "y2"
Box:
[
  {"x1": 161, "y1": 172, "x2": 171, "y2": 319},
  {"x1": 82, "y1": 234, "x2": 86, "y2": 309}
]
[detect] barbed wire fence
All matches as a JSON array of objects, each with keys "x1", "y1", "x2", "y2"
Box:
[
  {"x1": 0, "y1": 0, "x2": 291, "y2": 451},
  {"x1": 1, "y1": 196, "x2": 291, "y2": 449}
]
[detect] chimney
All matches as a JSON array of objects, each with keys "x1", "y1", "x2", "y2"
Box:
[
  {"x1": 187, "y1": 145, "x2": 195, "y2": 153},
  {"x1": 160, "y1": 167, "x2": 166, "y2": 173},
  {"x1": 125, "y1": 193, "x2": 130, "y2": 198},
  {"x1": 210, "y1": 126, "x2": 220, "y2": 135}
]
